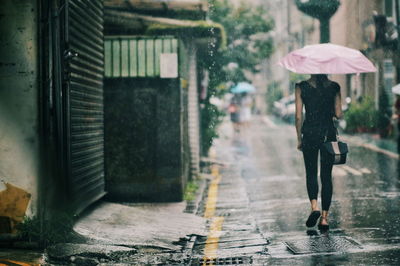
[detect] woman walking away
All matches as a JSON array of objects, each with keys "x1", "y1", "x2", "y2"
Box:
[{"x1": 295, "y1": 74, "x2": 343, "y2": 231}]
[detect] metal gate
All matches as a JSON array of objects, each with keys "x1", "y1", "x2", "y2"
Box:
[{"x1": 64, "y1": 0, "x2": 105, "y2": 213}]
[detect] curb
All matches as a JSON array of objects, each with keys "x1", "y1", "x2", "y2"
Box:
[
  {"x1": 184, "y1": 176, "x2": 208, "y2": 215},
  {"x1": 184, "y1": 174, "x2": 212, "y2": 261},
  {"x1": 341, "y1": 135, "x2": 399, "y2": 160}
]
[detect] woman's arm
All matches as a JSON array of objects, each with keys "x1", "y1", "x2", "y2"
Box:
[
  {"x1": 334, "y1": 90, "x2": 343, "y2": 119},
  {"x1": 394, "y1": 98, "x2": 400, "y2": 115},
  {"x1": 295, "y1": 85, "x2": 303, "y2": 151}
]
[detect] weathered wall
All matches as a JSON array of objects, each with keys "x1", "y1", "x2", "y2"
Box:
[
  {"x1": 104, "y1": 78, "x2": 184, "y2": 202},
  {"x1": 0, "y1": 1, "x2": 39, "y2": 215},
  {"x1": 330, "y1": 0, "x2": 384, "y2": 102}
]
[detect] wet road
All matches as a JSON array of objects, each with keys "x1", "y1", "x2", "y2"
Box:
[{"x1": 193, "y1": 116, "x2": 400, "y2": 265}]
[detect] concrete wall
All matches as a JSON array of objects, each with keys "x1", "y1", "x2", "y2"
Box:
[
  {"x1": 103, "y1": 37, "x2": 197, "y2": 202},
  {"x1": 0, "y1": 1, "x2": 39, "y2": 216}
]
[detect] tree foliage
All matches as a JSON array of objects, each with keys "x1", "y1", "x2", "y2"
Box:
[
  {"x1": 200, "y1": 0, "x2": 274, "y2": 154},
  {"x1": 206, "y1": 0, "x2": 274, "y2": 85}
]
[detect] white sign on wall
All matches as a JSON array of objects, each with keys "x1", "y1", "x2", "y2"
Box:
[{"x1": 160, "y1": 53, "x2": 178, "y2": 78}]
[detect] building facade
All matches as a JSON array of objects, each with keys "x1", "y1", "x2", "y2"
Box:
[
  {"x1": 0, "y1": 0, "x2": 222, "y2": 234},
  {"x1": 0, "y1": 0, "x2": 106, "y2": 233}
]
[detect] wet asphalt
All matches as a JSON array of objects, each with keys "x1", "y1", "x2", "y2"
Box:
[
  {"x1": 2, "y1": 115, "x2": 400, "y2": 265},
  {"x1": 192, "y1": 116, "x2": 400, "y2": 265}
]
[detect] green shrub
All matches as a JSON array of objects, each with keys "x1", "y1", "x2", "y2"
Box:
[
  {"x1": 201, "y1": 102, "x2": 225, "y2": 155},
  {"x1": 184, "y1": 179, "x2": 200, "y2": 201},
  {"x1": 344, "y1": 96, "x2": 379, "y2": 133},
  {"x1": 16, "y1": 212, "x2": 74, "y2": 246}
]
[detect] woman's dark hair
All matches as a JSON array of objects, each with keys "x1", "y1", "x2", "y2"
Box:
[{"x1": 315, "y1": 74, "x2": 328, "y2": 88}]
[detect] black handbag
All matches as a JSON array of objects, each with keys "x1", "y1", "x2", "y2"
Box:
[{"x1": 320, "y1": 130, "x2": 348, "y2": 165}]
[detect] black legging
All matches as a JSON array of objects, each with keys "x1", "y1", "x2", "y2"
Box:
[
  {"x1": 397, "y1": 123, "x2": 400, "y2": 154},
  {"x1": 302, "y1": 146, "x2": 333, "y2": 211}
]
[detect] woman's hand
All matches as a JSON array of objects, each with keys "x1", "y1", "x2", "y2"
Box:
[{"x1": 297, "y1": 140, "x2": 302, "y2": 151}]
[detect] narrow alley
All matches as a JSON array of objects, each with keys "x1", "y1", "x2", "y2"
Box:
[{"x1": 1, "y1": 1, "x2": 400, "y2": 265}]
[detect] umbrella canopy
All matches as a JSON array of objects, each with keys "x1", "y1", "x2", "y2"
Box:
[
  {"x1": 278, "y1": 43, "x2": 377, "y2": 74},
  {"x1": 392, "y1": 84, "x2": 400, "y2": 95},
  {"x1": 231, "y1": 82, "x2": 256, "y2": 94}
]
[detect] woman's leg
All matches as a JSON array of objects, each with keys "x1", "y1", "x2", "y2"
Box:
[
  {"x1": 320, "y1": 210, "x2": 329, "y2": 226},
  {"x1": 320, "y1": 151, "x2": 333, "y2": 212},
  {"x1": 303, "y1": 146, "x2": 319, "y2": 210},
  {"x1": 397, "y1": 123, "x2": 400, "y2": 154}
]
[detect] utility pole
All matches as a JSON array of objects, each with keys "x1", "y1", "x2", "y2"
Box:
[{"x1": 295, "y1": 0, "x2": 340, "y2": 43}]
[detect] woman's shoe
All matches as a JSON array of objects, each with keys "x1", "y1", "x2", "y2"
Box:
[
  {"x1": 306, "y1": 210, "x2": 321, "y2": 227},
  {"x1": 318, "y1": 223, "x2": 329, "y2": 232},
  {"x1": 318, "y1": 216, "x2": 329, "y2": 232}
]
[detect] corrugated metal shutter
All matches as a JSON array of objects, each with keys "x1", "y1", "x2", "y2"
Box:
[{"x1": 65, "y1": 0, "x2": 106, "y2": 213}]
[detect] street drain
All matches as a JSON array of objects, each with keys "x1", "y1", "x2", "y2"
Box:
[
  {"x1": 192, "y1": 256, "x2": 252, "y2": 265},
  {"x1": 285, "y1": 236, "x2": 362, "y2": 255}
]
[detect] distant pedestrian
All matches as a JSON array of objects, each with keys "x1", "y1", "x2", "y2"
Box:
[
  {"x1": 295, "y1": 74, "x2": 343, "y2": 231},
  {"x1": 238, "y1": 92, "x2": 252, "y2": 126},
  {"x1": 229, "y1": 94, "x2": 241, "y2": 132}
]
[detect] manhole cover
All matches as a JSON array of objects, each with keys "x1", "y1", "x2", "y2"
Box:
[
  {"x1": 191, "y1": 256, "x2": 253, "y2": 265},
  {"x1": 285, "y1": 236, "x2": 362, "y2": 255}
]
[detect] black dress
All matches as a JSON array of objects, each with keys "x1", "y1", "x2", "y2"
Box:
[
  {"x1": 296, "y1": 80, "x2": 340, "y2": 211},
  {"x1": 297, "y1": 80, "x2": 340, "y2": 150}
]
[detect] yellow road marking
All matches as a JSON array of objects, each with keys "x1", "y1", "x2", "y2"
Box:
[
  {"x1": 203, "y1": 216, "x2": 224, "y2": 260},
  {"x1": 0, "y1": 259, "x2": 37, "y2": 266},
  {"x1": 204, "y1": 174, "x2": 221, "y2": 219},
  {"x1": 202, "y1": 156, "x2": 224, "y2": 265}
]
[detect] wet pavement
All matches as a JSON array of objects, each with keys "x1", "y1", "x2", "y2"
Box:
[
  {"x1": 190, "y1": 116, "x2": 400, "y2": 265},
  {"x1": 44, "y1": 201, "x2": 207, "y2": 264},
  {"x1": 2, "y1": 115, "x2": 400, "y2": 265}
]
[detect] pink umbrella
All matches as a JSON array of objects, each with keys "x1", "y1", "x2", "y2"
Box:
[{"x1": 278, "y1": 43, "x2": 377, "y2": 74}]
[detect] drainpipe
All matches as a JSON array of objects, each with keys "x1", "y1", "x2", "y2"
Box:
[{"x1": 395, "y1": 0, "x2": 400, "y2": 83}]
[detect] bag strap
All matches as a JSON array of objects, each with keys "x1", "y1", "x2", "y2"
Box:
[
  {"x1": 334, "y1": 118, "x2": 340, "y2": 141},
  {"x1": 324, "y1": 118, "x2": 340, "y2": 142}
]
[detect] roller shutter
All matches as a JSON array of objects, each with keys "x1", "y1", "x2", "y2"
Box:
[{"x1": 64, "y1": 0, "x2": 105, "y2": 213}]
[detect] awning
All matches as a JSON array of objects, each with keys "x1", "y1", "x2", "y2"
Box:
[
  {"x1": 105, "y1": 0, "x2": 208, "y2": 18},
  {"x1": 105, "y1": 9, "x2": 226, "y2": 49}
]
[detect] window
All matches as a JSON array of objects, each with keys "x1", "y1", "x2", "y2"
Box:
[{"x1": 104, "y1": 37, "x2": 178, "y2": 78}]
